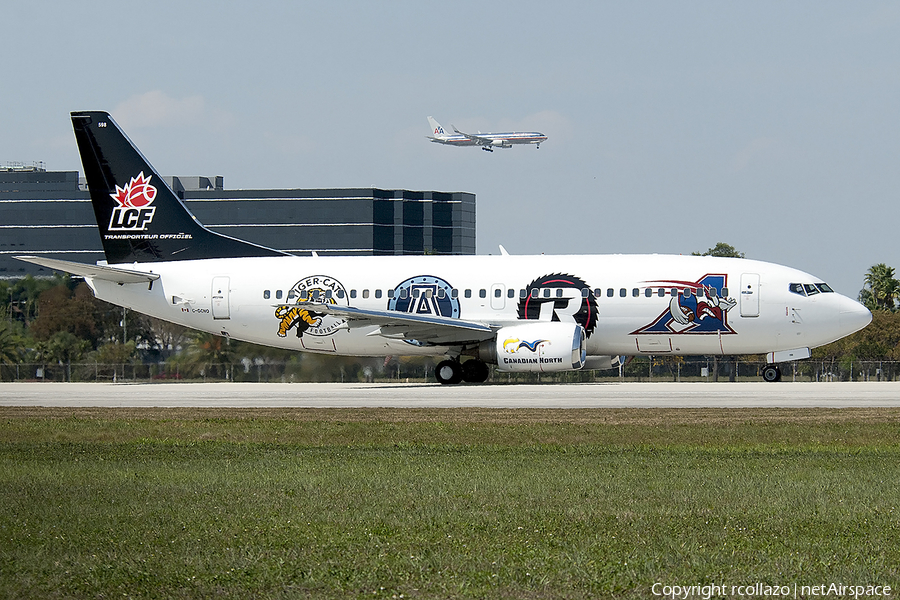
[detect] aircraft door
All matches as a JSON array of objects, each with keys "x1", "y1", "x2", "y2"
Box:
[
  {"x1": 490, "y1": 283, "x2": 506, "y2": 310},
  {"x1": 740, "y1": 273, "x2": 760, "y2": 317},
  {"x1": 211, "y1": 276, "x2": 230, "y2": 320}
]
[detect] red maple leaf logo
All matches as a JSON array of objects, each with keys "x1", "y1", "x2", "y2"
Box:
[{"x1": 110, "y1": 172, "x2": 157, "y2": 208}]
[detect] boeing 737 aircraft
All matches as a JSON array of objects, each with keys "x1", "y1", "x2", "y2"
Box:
[
  {"x1": 17, "y1": 111, "x2": 871, "y2": 384},
  {"x1": 427, "y1": 116, "x2": 547, "y2": 151}
]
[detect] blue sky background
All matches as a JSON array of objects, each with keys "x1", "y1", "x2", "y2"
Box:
[{"x1": 3, "y1": 1, "x2": 898, "y2": 295}]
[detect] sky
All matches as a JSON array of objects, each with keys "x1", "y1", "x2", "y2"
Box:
[{"x1": 3, "y1": 1, "x2": 898, "y2": 296}]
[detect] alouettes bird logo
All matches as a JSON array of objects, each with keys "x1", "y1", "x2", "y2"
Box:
[{"x1": 111, "y1": 172, "x2": 157, "y2": 208}]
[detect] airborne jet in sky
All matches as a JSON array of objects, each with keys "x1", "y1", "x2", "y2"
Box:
[
  {"x1": 16, "y1": 111, "x2": 871, "y2": 384},
  {"x1": 427, "y1": 116, "x2": 547, "y2": 151}
]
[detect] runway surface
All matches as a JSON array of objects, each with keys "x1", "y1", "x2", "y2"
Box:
[{"x1": 1, "y1": 381, "x2": 898, "y2": 408}]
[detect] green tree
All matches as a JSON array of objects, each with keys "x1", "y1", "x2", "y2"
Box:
[
  {"x1": 181, "y1": 332, "x2": 234, "y2": 379},
  {"x1": 0, "y1": 323, "x2": 21, "y2": 364},
  {"x1": 692, "y1": 242, "x2": 745, "y2": 258},
  {"x1": 29, "y1": 283, "x2": 101, "y2": 345},
  {"x1": 859, "y1": 263, "x2": 899, "y2": 312}
]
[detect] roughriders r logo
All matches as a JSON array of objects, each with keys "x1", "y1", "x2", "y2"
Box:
[
  {"x1": 517, "y1": 273, "x2": 598, "y2": 338},
  {"x1": 108, "y1": 172, "x2": 157, "y2": 231}
]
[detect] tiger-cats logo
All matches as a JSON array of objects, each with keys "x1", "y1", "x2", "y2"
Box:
[{"x1": 274, "y1": 275, "x2": 348, "y2": 338}]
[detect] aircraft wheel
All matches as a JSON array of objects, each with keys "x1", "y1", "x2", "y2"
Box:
[
  {"x1": 762, "y1": 364, "x2": 782, "y2": 382},
  {"x1": 435, "y1": 360, "x2": 463, "y2": 385},
  {"x1": 461, "y1": 359, "x2": 490, "y2": 383}
]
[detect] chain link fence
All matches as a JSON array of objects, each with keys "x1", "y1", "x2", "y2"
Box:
[{"x1": 2, "y1": 358, "x2": 898, "y2": 384}]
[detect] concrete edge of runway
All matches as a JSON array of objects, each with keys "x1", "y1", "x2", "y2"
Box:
[{"x1": 1, "y1": 380, "x2": 899, "y2": 408}]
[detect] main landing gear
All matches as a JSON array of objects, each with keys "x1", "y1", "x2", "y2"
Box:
[
  {"x1": 762, "y1": 364, "x2": 782, "y2": 382},
  {"x1": 434, "y1": 359, "x2": 490, "y2": 384},
  {"x1": 481, "y1": 146, "x2": 493, "y2": 152}
]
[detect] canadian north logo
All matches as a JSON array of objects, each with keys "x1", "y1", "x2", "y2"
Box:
[
  {"x1": 503, "y1": 338, "x2": 549, "y2": 353},
  {"x1": 108, "y1": 172, "x2": 157, "y2": 231}
]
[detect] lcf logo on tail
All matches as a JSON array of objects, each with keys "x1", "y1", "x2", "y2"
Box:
[{"x1": 108, "y1": 172, "x2": 157, "y2": 231}]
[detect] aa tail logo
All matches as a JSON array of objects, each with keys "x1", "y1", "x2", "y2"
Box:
[{"x1": 108, "y1": 172, "x2": 157, "y2": 231}]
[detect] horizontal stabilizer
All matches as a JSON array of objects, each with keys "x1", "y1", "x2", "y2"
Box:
[{"x1": 14, "y1": 256, "x2": 159, "y2": 284}]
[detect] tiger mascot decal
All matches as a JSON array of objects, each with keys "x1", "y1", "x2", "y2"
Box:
[{"x1": 275, "y1": 304, "x2": 323, "y2": 338}]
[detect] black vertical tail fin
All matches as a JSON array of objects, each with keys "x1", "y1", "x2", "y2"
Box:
[{"x1": 71, "y1": 111, "x2": 288, "y2": 264}]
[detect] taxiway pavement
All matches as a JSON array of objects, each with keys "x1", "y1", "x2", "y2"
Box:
[{"x1": 1, "y1": 381, "x2": 899, "y2": 408}]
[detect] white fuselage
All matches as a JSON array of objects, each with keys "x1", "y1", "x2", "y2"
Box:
[
  {"x1": 85, "y1": 253, "x2": 871, "y2": 361},
  {"x1": 430, "y1": 132, "x2": 547, "y2": 147}
]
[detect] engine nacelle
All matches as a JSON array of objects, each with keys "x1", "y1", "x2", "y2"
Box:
[{"x1": 480, "y1": 322, "x2": 586, "y2": 372}]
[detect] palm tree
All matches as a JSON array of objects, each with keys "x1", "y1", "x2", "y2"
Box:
[
  {"x1": 183, "y1": 332, "x2": 234, "y2": 380},
  {"x1": 0, "y1": 324, "x2": 20, "y2": 365},
  {"x1": 860, "y1": 263, "x2": 900, "y2": 312}
]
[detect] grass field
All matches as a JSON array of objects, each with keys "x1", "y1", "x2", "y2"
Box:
[{"x1": 1, "y1": 408, "x2": 899, "y2": 599}]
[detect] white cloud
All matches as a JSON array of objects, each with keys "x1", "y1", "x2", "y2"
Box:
[
  {"x1": 113, "y1": 91, "x2": 206, "y2": 129},
  {"x1": 730, "y1": 137, "x2": 778, "y2": 172}
]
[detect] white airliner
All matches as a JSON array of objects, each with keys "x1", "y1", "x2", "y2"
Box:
[
  {"x1": 427, "y1": 116, "x2": 547, "y2": 152},
  {"x1": 17, "y1": 111, "x2": 871, "y2": 384}
]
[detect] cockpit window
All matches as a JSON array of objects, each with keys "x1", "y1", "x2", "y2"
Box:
[{"x1": 790, "y1": 282, "x2": 835, "y2": 296}]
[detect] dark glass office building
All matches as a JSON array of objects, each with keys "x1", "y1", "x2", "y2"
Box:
[{"x1": 0, "y1": 167, "x2": 476, "y2": 277}]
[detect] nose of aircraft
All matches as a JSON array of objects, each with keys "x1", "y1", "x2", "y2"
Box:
[{"x1": 839, "y1": 295, "x2": 873, "y2": 336}]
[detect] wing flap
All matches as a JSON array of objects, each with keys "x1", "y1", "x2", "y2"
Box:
[
  {"x1": 451, "y1": 125, "x2": 491, "y2": 146},
  {"x1": 279, "y1": 302, "x2": 495, "y2": 345},
  {"x1": 14, "y1": 256, "x2": 159, "y2": 284}
]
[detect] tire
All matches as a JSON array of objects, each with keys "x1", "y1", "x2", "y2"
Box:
[
  {"x1": 461, "y1": 359, "x2": 490, "y2": 383},
  {"x1": 435, "y1": 360, "x2": 462, "y2": 385},
  {"x1": 762, "y1": 364, "x2": 782, "y2": 382}
]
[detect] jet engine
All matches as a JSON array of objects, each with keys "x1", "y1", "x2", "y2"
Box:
[{"x1": 479, "y1": 322, "x2": 586, "y2": 372}]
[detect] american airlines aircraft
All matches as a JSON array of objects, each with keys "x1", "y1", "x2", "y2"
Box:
[
  {"x1": 427, "y1": 116, "x2": 547, "y2": 152},
  {"x1": 17, "y1": 111, "x2": 871, "y2": 384}
]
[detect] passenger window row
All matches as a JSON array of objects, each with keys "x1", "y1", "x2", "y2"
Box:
[{"x1": 262, "y1": 286, "x2": 728, "y2": 301}]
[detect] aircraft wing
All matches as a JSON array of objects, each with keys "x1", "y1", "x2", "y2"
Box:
[
  {"x1": 14, "y1": 256, "x2": 159, "y2": 284},
  {"x1": 280, "y1": 302, "x2": 496, "y2": 345},
  {"x1": 451, "y1": 125, "x2": 492, "y2": 146}
]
